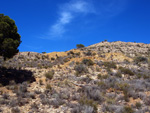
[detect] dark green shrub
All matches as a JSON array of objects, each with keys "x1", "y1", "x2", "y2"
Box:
[
  {"x1": 97, "y1": 74, "x2": 102, "y2": 79},
  {"x1": 34, "y1": 58, "x2": 38, "y2": 61},
  {"x1": 74, "y1": 64, "x2": 88, "y2": 76},
  {"x1": 136, "y1": 73, "x2": 142, "y2": 79},
  {"x1": 76, "y1": 44, "x2": 85, "y2": 49},
  {"x1": 124, "y1": 59, "x2": 130, "y2": 63},
  {"x1": 106, "y1": 97, "x2": 116, "y2": 104},
  {"x1": 75, "y1": 52, "x2": 80, "y2": 56},
  {"x1": 97, "y1": 74, "x2": 108, "y2": 79},
  {"x1": 97, "y1": 81, "x2": 108, "y2": 89},
  {"x1": 93, "y1": 52, "x2": 96, "y2": 56},
  {"x1": 116, "y1": 83, "x2": 129, "y2": 91},
  {"x1": 103, "y1": 62, "x2": 117, "y2": 69},
  {"x1": 119, "y1": 67, "x2": 134, "y2": 75},
  {"x1": 135, "y1": 102, "x2": 142, "y2": 109},
  {"x1": 123, "y1": 88, "x2": 129, "y2": 102},
  {"x1": 11, "y1": 107, "x2": 20, "y2": 113},
  {"x1": 67, "y1": 51, "x2": 74, "y2": 55},
  {"x1": 116, "y1": 83, "x2": 130, "y2": 102},
  {"x1": 63, "y1": 58, "x2": 69, "y2": 63},
  {"x1": 134, "y1": 56, "x2": 148, "y2": 63},
  {"x1": 136, "y1": 73, "x2": 150, "y2": 79},
  {"x1": 85, "y1": 50, "x2": 92, "y2": 56},
  {"x1": 115, "y1": 72, "x2": 122, "y2": 78},
  {"x1": 51, "y1": 57, "x2": 55, "y2": 60},
  {"x1": 45, "y1": 71, "x2": 54, "y2": 80},
  {"x1": 143, "y1": 74, "x2": 150, "y2": 79},
  {"x1": 39, "y1": 79, "x2": 43, "y2": 85},
  {"x1": 79, "y1": 97, "x2": 98, "y2": 113},
  {"x1": 123, "y1": 106, "x2": 134, "y2": 113},
  {"x1": 104, "y1": 39, "x2": 107, "y2": 42},
  {"x1": 76, "y1": 61, "x2": 80, "y2": 65},
  {"x1": 82, "y1": 59, "x2": 94, "y2": 66},
  {"x1": 46, "y1": 84, "x2": 52, "y2": 90}
]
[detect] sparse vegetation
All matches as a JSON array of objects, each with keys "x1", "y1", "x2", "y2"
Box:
[{"x1": 0, "y1": 41, "x2": 150, "y2": 112}]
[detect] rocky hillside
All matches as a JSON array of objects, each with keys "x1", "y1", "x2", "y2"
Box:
[
  {"x1": 87, "y1": 41, "x2": 150, "y2": 57},
  {"x1": 0, "y1": 41, "x2": 150, "y2": 113}
]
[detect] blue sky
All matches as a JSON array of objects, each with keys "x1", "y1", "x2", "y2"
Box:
[{"x1": 0, "y1": 0, "x2": 150, "y2": 53}]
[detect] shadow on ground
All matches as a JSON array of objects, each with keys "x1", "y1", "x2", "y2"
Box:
[{"x1": 0, "y1": 67, "x2": 35, "y2": 86}]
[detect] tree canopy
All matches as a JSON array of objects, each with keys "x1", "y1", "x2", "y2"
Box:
[{"x1": 0, "y1": 14, "x2": 21, "y2": 60}]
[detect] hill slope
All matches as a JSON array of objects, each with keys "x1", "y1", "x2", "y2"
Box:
[{"x1": 0, "y1": 41, "x2": 150, "y2": 113}]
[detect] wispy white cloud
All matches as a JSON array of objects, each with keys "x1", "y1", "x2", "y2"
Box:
[
  {"x1": 63, "y1": 0, "x2": 95, "y2": 13},
  {"x1": 49, "y1": 0, "x2": 96, "y2": 39},
  {"x1": 49, "y1": 12, "x2": 72, "y2": 37},
  {"x1": 40, "y1": 0, "x2": 127, "y2": 40},
  {"x1": 60, "y1": 12, "x2": 72, "y2": 24}
]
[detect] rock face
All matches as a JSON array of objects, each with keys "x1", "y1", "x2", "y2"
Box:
[{"x1": 0, "y1": 41, "x2": 150, "y2": 113}]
